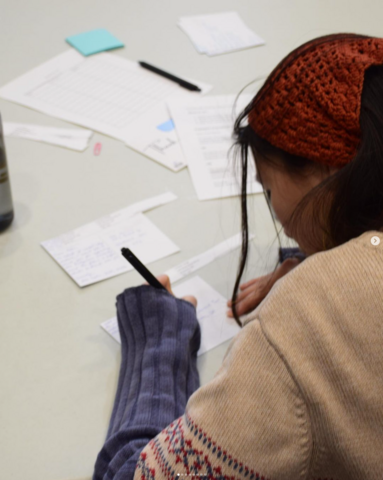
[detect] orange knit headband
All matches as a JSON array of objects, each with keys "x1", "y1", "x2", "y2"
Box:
[{"x1": 248, "y1": 34, "x2": 383, "y2": 167}]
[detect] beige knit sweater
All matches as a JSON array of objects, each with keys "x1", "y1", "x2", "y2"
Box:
[{"x1": 134, "y1": 230, "x2": 383, "y2": 480}]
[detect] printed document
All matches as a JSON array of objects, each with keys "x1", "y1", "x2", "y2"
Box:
[
  {"x1": 41, "y1": 192, "x2": 179, "y2": 287},
  {"x1": 0, "y1": 50, "x2": 211, "y2": 171},
  {"x1": 178, "y1": 11, "x2": 265, "y2": 56},
  {"x1": 168, "y1": 95, "x2": 263, "y2": 200},
  {"x1": 101, "y1": 276, "x2": 240, "y2": 355}
]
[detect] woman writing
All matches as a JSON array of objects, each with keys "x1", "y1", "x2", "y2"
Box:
[{"x1": 93, "y1": 33, "x2": 383, "y2": 480}]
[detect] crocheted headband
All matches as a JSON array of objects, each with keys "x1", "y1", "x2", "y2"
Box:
[{"x1": 248, "y1": 34, "x2": 383, "y2": 167}]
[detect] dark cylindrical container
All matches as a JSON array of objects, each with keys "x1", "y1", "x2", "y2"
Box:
[{"x1": 0, "y1": 114, "x2": 14, "y2": 232}]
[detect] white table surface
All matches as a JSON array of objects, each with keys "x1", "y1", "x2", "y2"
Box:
[{"x1": 0, "y1": 1, "x2": 382, "y2": 479}]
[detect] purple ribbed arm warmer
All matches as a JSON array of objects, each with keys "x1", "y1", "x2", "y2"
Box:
[{"x1": 93, "y1": 285, "x2": 201, "y2": 480}]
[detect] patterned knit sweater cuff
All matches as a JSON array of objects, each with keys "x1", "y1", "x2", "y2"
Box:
[{"x1": 93, "y1": 285, "x2": 201, "y2": 480}]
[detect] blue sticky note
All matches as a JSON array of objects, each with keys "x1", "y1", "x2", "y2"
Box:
[
  {"x1": 66, "y1": 29, "x2": 124, "y2": 56},
  {"x1": 157, "y1": 119, "x2": 175, "y2": 132}
]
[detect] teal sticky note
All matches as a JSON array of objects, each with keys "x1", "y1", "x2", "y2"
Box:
[{"x1": 66, "y1": 29, "x2": 124, "y2": 56}]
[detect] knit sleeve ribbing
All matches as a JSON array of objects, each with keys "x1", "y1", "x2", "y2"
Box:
[{"x1": 92, "y1": 285, "x2": 201, "y2": 480}]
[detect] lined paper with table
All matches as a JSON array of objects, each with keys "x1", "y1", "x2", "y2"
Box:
[{"x1": 0, "y1": 50, "x2": 211, "y2": 171}]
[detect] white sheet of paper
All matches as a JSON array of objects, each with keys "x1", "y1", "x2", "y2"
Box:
[
  {"x1": 178, "y1": 11, "x2": 265, "y2": 56},
  {"x1": 41, "y1": 192, "x2": 179, "y2": 287},
  {"x1": 123, "y1": 104, "x2": 187, "y2": 172},
  {"x1": 3, "y1": 122, "x2": 93, "y2": 151},
  {"x1": 0, "y1": 50, "x2": 212, "y2": 171},
  {"x1": 124, "y1": 74, "x2": 212, "y2": 172},
  {"x1": 165, "y1": 232, "x2": 254, "y2": 283},
  {"x1": 168, "y1": 95, "x2": 263, "y2": 200},
  {"x1": 101, "y1": 276, "x2": 240, "y2": 355}
]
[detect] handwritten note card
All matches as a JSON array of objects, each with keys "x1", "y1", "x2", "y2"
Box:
[
  {"x1": 101, "y1": 276, "x2": 241, "y2": 355},
  {"x1": 41, "y1": 192, "x2": 179, "y2": 287},
  {"x1": 174, "y1": 276, "x2": 241, "y2": 355}
]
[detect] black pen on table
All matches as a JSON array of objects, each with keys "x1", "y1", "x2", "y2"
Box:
[
  {"x1": 138, "y1": 61, "x2": 201, "y2": 92},
  {"x1": 121, "y1": 247, "x2": 167, "y2": 291}
]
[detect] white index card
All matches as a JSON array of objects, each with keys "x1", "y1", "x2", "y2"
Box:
[{"x1": 41, "y1": 192, "x2": 179, "y2": 287}]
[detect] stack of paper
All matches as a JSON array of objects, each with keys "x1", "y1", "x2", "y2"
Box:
[
  {"x1": 101, "y1": 276, "x2": 241, "y2": 356},
  {"x1": 3, "y1": 122, "x2": 93, "y2": 151},
  {"x1": 178, "y1": 11, "x2": 265, "y2": 56}
]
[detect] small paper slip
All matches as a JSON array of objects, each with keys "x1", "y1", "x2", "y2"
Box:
[
  {"x1": 178, "y1": 11, "x2": 265, "y2": 56},
  {"x1": 168, "y1": 95, "x2": 263, "y2": 200},
  {"x1": 3, "y1": 122, "x2": 93, "y2": 151},
  {"x1": 101, "y1": 317, "x2": 121, "y2": 343},
  {"x1": 165, "y1": 232, "x2": 254, "y2": 284},
  {"x1": 0, "y1": 50, "x2": 211, "y2": 172},
  {"x1": 101, "y1": 276, "x2": 241, "y2": 355},
  {"x1": 41, "y1": 192, "x2": 179, "y2": 287},
  {"x1": 66, "y1": 29, "x2": 124, "y2": 56}
]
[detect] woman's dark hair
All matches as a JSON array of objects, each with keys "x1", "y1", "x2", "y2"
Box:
[{"x1": 230, "y1": 63, "x2": 383, "y2": 328}]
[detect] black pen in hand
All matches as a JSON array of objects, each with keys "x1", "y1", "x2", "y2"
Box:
[{"x1": 121, "y1": 248, "x2": 167, "y2": 291}]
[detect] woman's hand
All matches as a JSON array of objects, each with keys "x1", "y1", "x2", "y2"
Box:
[
  {"x1": 155, "y1": 274, "x2": 197, "y2": 308},
  {"x1": 226, "y1": 257, "x2": 301, "y2": 317}
]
